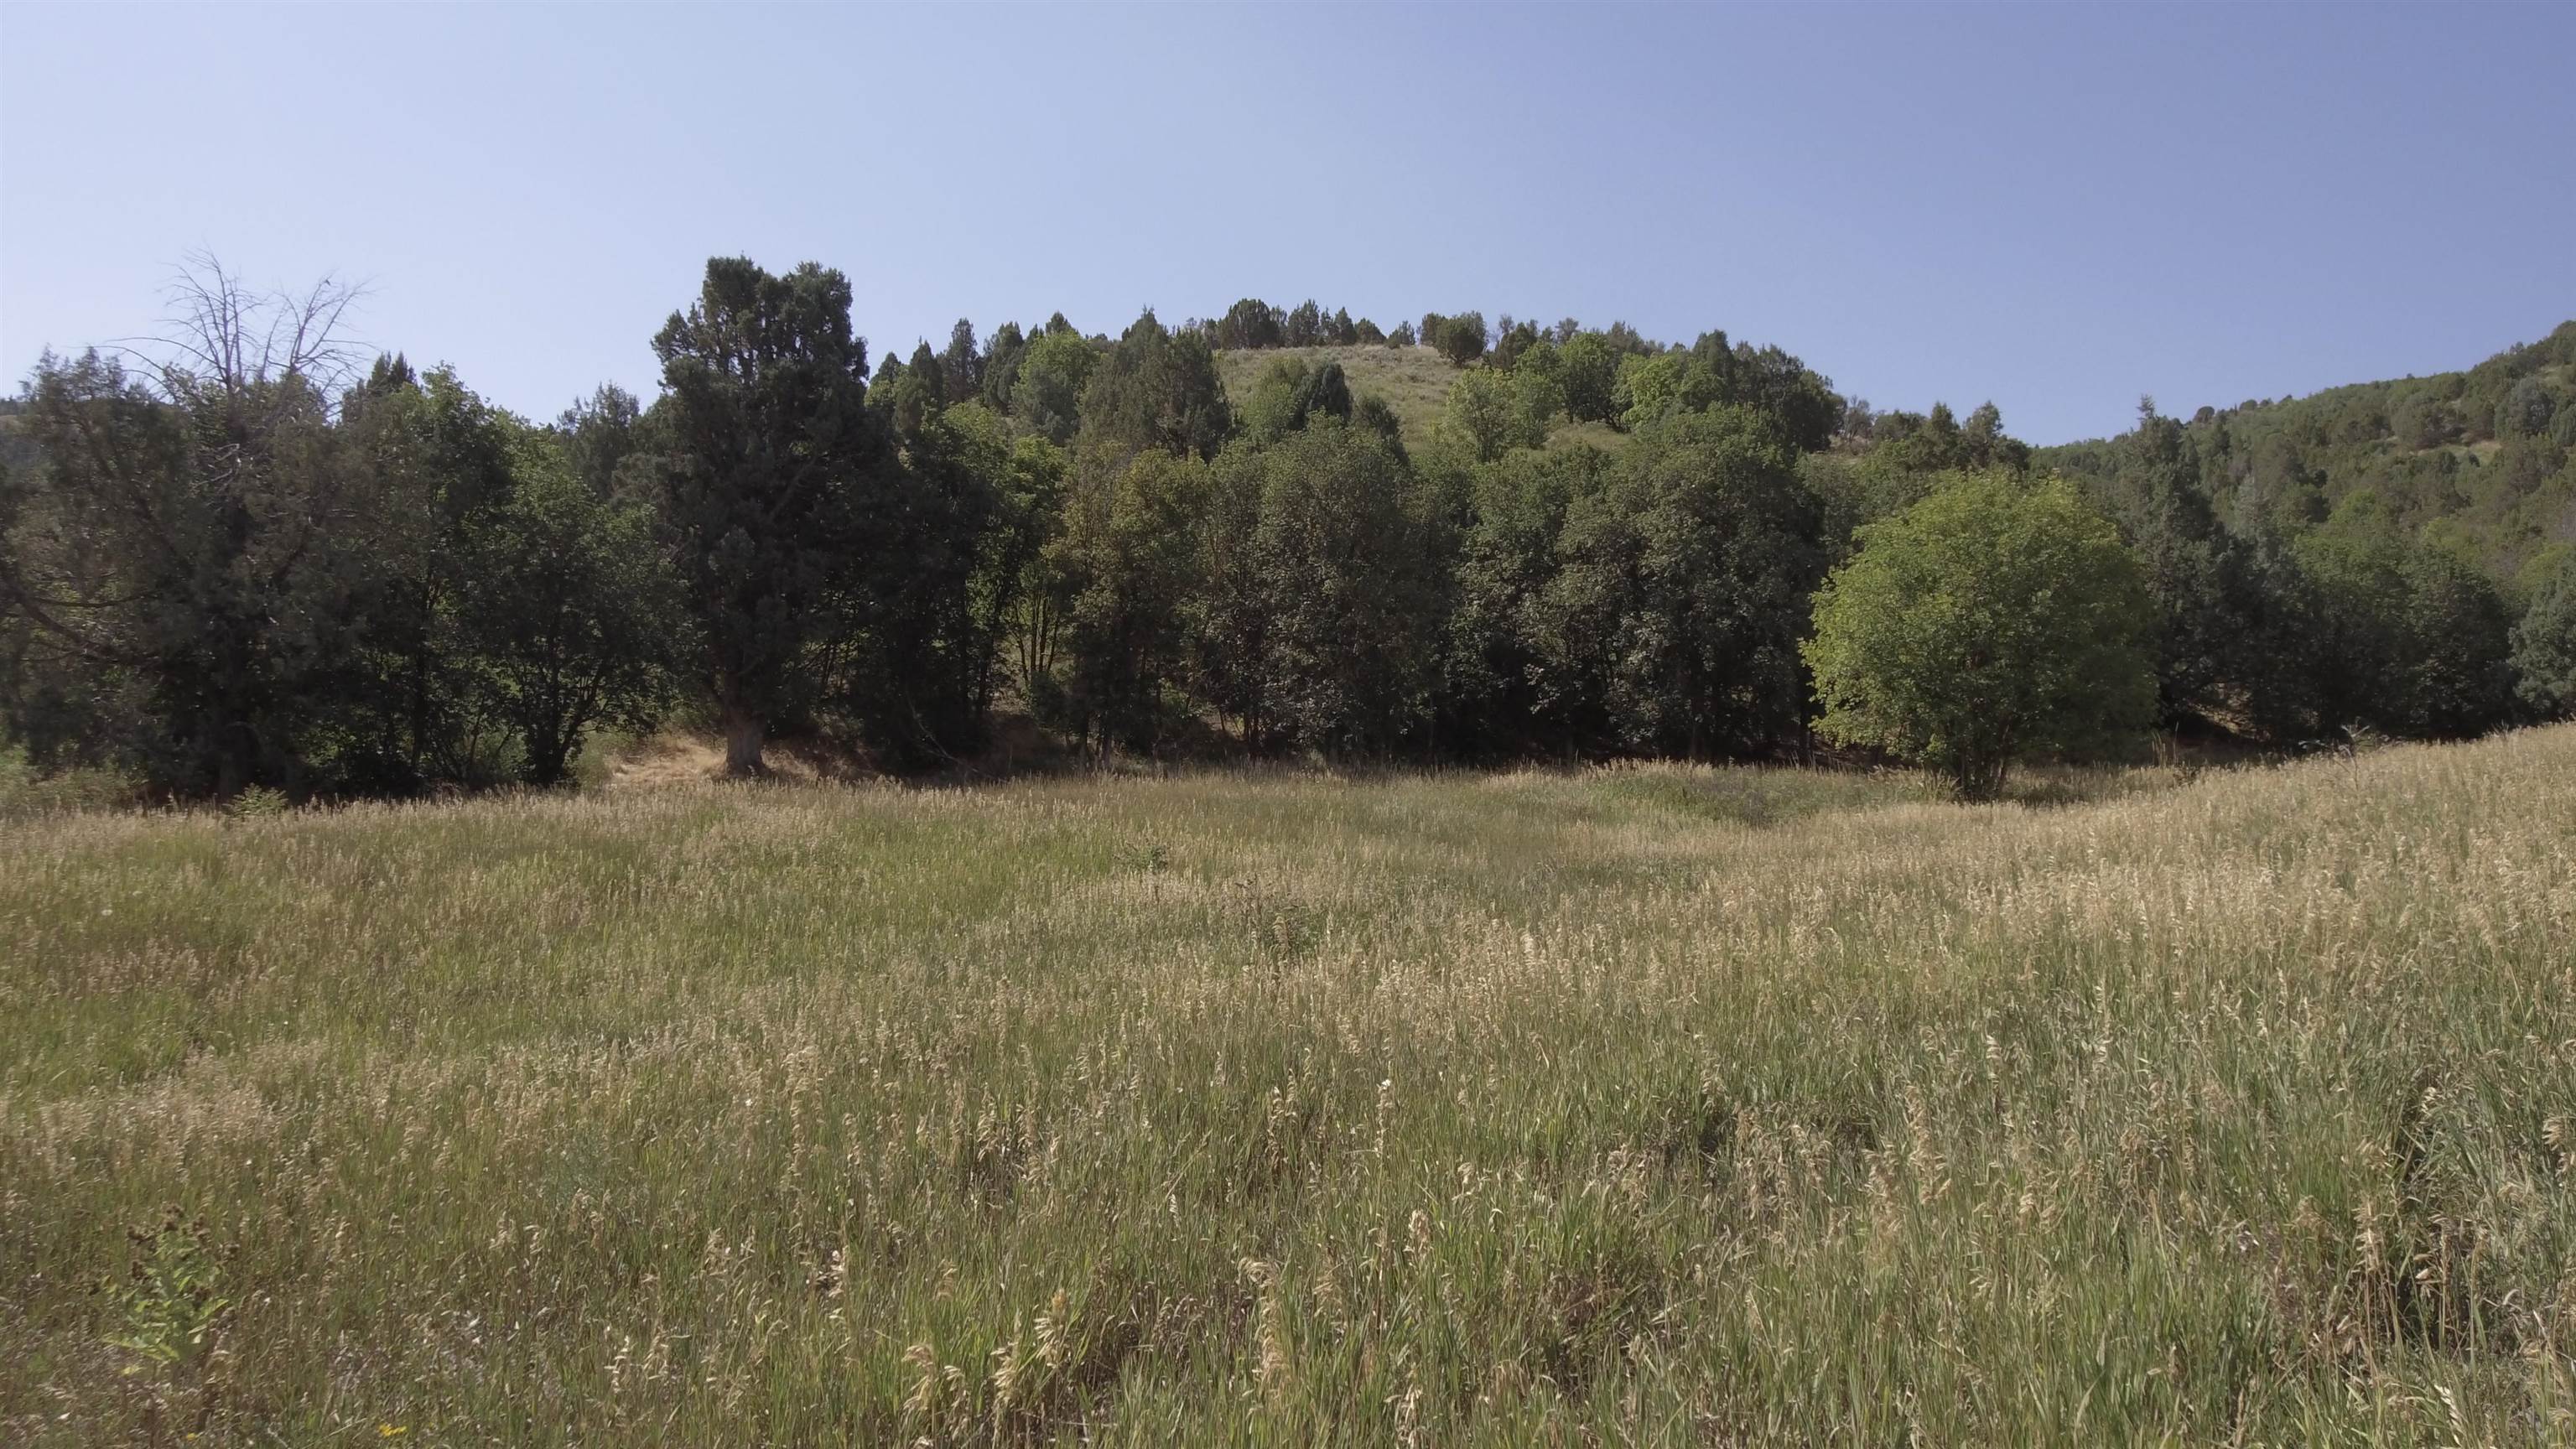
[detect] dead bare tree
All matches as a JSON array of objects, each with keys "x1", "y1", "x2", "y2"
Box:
[
  {"x1": 112, "y1": 250, "x2": 369, "y2": 421},
  {"x1": 3, "y1": 255, "x2": 375, "y2": 795}
]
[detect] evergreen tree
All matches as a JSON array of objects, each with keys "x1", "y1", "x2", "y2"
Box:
[
  {"x1": 939, "y1": 319, "x2": 982, "y2": 405},
  {"x1": 1010, "y1": 328, "x2": 1098, "y2": 446},
  {"x1": 650, "y1": 257, "x2": 888, "y2": 775},
  {"x1": 1078, "y1": 310, "x2": 1231, "y2": 462},
  {"x1": 557, "y1": 383, "x2": 647, "y2": 501},
  {"x1": 980, "y1": 320, "x2": 1027, "y2": 413},
  {"x1": 1285, "y1": 299, "x2": 1323, "y2": 348}
]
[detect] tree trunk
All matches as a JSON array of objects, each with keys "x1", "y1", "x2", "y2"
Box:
[
  {"x1": 523, "y1": 728, "x2": 569, "y2": 788},
  {"x1": 722, "y1": 709, "x2": 766, "y2": 777}
]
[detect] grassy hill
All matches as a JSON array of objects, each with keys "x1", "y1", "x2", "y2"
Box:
[
  {"x1": 1213, "y1": 343, "x2": 1623, "y2": 454},
  {"x1": 7, "y1": 728, "x2": 2573, "y2": 1442}
]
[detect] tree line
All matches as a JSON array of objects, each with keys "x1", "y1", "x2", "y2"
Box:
[
  {"x1": 2028, "y1": 320, "x2": 2576, "y2": 741},
  {"x1": 3, "y1": 257, "x2": 2570, "y2": 801}
]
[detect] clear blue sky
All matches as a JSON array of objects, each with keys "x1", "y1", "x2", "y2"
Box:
[{"x1": 4, "y1": 3, "x2": 2571, "y2": 444}]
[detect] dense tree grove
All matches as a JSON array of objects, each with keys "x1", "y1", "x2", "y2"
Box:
[
  {"x1": 3, "y1": 260, "x2": 2568, "y2": 799},
  {"x1": 1206, "y1": 299, "x2": 1377, "y2": 351},
  {"x1": 2034, "y1": 320, "x2": 2576, "y2": 741}
]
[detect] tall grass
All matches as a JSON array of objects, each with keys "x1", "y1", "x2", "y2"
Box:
[
  {"x1": 0, "y1": 746, "x2": 138, "y2": 824},
  {"x1": 3, "y1": 732, "x2": 2572, "y2": 1444}
]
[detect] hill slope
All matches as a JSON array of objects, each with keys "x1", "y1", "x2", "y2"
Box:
[
  {"x1": 1213, "y1": 342, "x2": 1621, "y2": 454},
  {"x1": 2040, "y1": 320, "x2": 2576, "y2": 586}
]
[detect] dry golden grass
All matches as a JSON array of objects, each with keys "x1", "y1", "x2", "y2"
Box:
[{"x1": 3, "y1": 730, "x2": 2573, "y2": 1444}]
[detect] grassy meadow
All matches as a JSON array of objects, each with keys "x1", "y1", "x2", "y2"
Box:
[
  {"x1": 1211, "y1": 344, "x2": 1638, "y2": 455},
  {"x1": 3, "y1": 730, "x2": 2574, "y2": 1444},
  {"x1": 1213, "y1": 345, "x2": 1463, "y2": 449}
]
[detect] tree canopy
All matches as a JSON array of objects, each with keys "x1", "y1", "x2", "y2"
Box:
[{"x1": 1804, "y1": 471, "x2": 2158, "y2": 799}]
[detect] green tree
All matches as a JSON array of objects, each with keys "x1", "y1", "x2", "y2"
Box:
[
  {"x1": 1010, "y1": 328, "x2": 1097, "y2": 445},
  {"x1": 650, "y1": 257, "x2": 888, "y2": 776},
  {"x1": 1238, "y1": 357, "x2": 1313, "y2": 444},
  {"x1": 1352, "y1": 394, "x2": 1407, "y2": 454},
  {"x1": 455, "y1": 437, "x2": 686, "y2": 784},
  {"x1": 1961, "y1": 402, "x2": 2029, "y2": 470},
  {"x1": 1560, "y1": 332, "x2": 1620, "y2": 423},
  {"x1": 945, "y1": 402, "x2": 1066, "y2": 723},
  {"x1": 938, "y1": 319, "x2": 982, "y2": 406},
  {"x1": 1295, "y1": 361, "x2": 1353, "y2": 429},
  {"x1": 1440, "y1": 368, "x2": 1528, "y2": 462},
  {"x1": 1489, "y1": 318, "x2": 1540, "y2": 371},
  {"x1": 338, "y1": 361, "x2": 528, "y2": 792},
  {"x1": 2294, "y1": 494, "x2": 2516, "y2": 738},
  {"x1": 1047, "y1": 448, "x2": 1208, "y2": 753},
  {"x1": 556, "y1": 383, "x2": 647, "y2": 501},
  {"x1": 1805, "y1": 471, "x2": 2158, "y2": 799},
  {"x1": 2, "y1": 346, "x2": 354, "y2": 796},
  {"x1": 1431, "y1": 312, "x2": 1488, "y2": 367},
  {"x1": 1728, "y1": 343, "x2": 1841, "y2": 453},
  {"x1": 839, "y1": 396, "x2": 1045, "y2": 764},
  {"x1": 2497, "y1": 376, "x2": 2558, "y2": 439},
  {"x1": 1215, "y1": 299, "x2": 1284, "y2": 350},
  {"x1": 2511, "y1": 547, "x2": 2576, "y2": 718},
  {"x1": 1512, "y1": 366, "x2": 1566, "y2": 440},
  {"x1": 1187, "y1": 441, "x2": 1274, "y2": 746},
  {"x1": 1611, "y1": 336, "x2": 1840, "y2": 450},
  {"x1": 866, "y1": 342, "x2": 943, "y2": 439},
  {"x1": 1441, "y1": 446, "x2": 1613, "y2": 756},
  {"x1": 2077, "y1": 400, "x2": 2268, "y2": 727},
  {"x1": 1283, "y1": 299, "x2": 1322, "y2": 348},
  {"x1": 2397, "y1": 543, "x2": 2518, "y2": 735},
  {"x1": 1237, "y1": 424, "x2": 1443, "y2": 755},
  {"x1": 1615, "y1": 351, "x2": 1686, "y2": 429},
  {"x1": 1244, "y1": 358, "x2": 1355, "y2": 444},
  {"x1": 1078, "y1": 310, "x2": 1231, "y2": 461},
  {"x1": 1545, "y1": 408, "x2": 1823, "y2": 759},
  {"x1": 979, "y1": 321, "x2": 1027, "y2": 413}
]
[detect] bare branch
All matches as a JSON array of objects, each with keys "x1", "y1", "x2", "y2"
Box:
[{"x1": 106, "y1": 251, "x2": 373, "y2": 416}]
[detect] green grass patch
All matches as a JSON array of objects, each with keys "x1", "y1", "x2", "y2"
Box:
[{"x1": 5, "y1": 735, "x2": 2573, "y2": 1442}]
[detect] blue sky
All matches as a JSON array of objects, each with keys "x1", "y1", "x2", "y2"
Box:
[{"x1": 3, "y1": 3, "x2": 2571, "y2": 444}]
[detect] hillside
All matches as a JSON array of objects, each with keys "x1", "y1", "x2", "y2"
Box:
[
  {"x1": 1213, "y1": 342, "x2": 1621, "y2": 454},
  {"x1": 7, "y1": 728, "x2": 2574, "y2": 1443},
  {"x1": 2040, "y1": 319, "x2": 2576, "y2": 589}
]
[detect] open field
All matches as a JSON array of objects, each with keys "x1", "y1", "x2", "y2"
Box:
[{"x1": 4, "y1": 731, "x2": 2574, "y2": 1444}]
